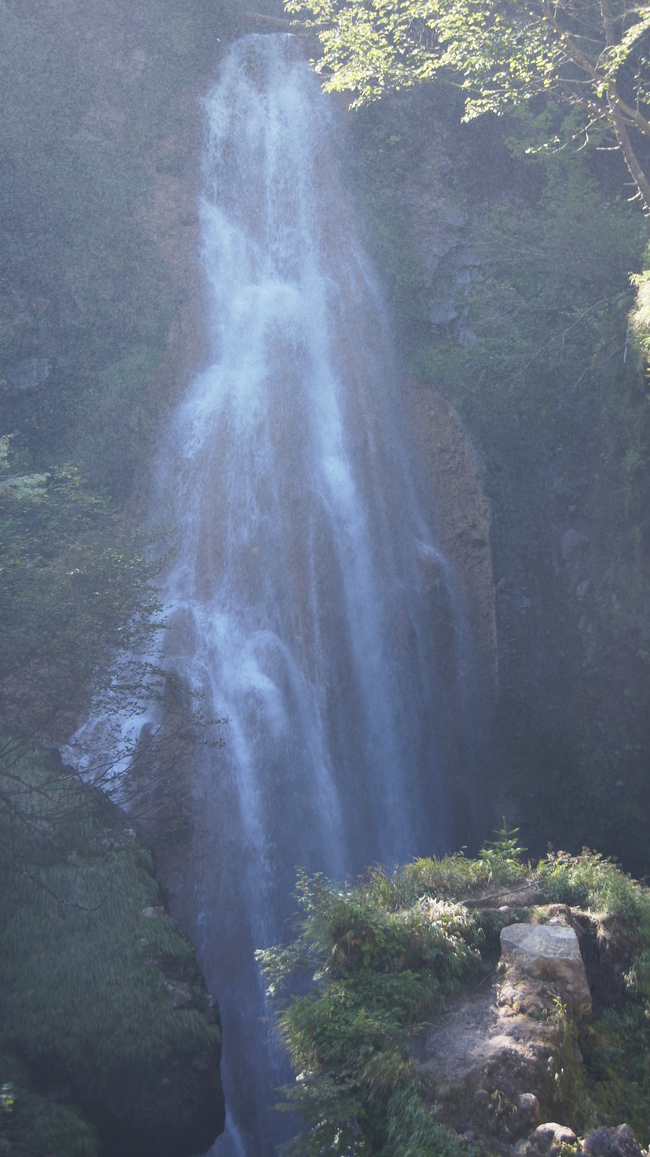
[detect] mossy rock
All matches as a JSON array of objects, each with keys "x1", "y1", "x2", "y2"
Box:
[{"x1": 0, "y1": 743, "x2": 225, "y2": 1157}]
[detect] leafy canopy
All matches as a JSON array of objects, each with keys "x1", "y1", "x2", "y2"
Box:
[{"x1": 288, "y1": 0, "x2": 650, "y2": 205}]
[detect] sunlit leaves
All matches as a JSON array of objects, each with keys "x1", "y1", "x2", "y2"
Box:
[{"x1": 287, "y1": 0, "x2": 650, "y2": 199}]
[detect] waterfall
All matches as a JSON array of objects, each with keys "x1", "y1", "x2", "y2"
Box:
[{"x1": 71, "y1": 33, "x2": 481, "y2": 1156}]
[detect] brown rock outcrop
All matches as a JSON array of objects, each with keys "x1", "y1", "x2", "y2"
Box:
[
  {"x1": 414, "y1": 968, "x2": 581, "y2": 1142},
  {"x1": 406, "y1": 383, "x2": 498, "y2": 705}
]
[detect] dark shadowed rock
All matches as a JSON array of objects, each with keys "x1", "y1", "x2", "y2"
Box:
[
  {"x1": 516, "y1": 1093, "x2": 541, "y2": 1129},
  {"x1": 526, "y1": 1123, "x2": 577, "y2": 1156},
  {"x1": 582, "y1": 1125, "x2": 644, "y2": 1157}
]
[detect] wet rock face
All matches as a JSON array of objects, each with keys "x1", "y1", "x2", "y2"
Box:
[{"x1": 405, "y1": 384, "x2": 497, "y2": 708}]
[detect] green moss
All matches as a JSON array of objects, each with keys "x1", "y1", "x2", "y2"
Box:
[{"x1": 0, "y1": 741, "x2": 224, "y2": 1156}]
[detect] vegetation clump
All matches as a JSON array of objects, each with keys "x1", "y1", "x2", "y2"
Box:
[
  {"x1": 0, "y1": 438, "x2": 166, "y2": 737},
  {"x1": 258, "y1": 831, "x2": 650, "y2": 1155}
]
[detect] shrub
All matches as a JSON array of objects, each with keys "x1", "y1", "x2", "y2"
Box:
[{"x1": 260, "y1": 838, "x2": 650, "y2": 1154}]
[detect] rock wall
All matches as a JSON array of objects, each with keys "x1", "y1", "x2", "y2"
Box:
[
  {"x1": 407, "y1": 383, "x2": 498, "y2": 707},
  {"x1": 345, "y1": 83, "x2": 650, "y2": 871}
]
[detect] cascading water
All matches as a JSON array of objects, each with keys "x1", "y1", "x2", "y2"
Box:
[{"x1": 72, "y1": 32, "x2": 482, "y2": 1156}]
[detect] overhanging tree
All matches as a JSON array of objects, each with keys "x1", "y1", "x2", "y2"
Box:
[{"x1": 289, "y1": 0, "x2": 650, "y2": 206}]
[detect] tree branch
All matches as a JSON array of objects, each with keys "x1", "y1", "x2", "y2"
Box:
[{"x1": 609, "y1": 99, "x2": 650, "y2": 206}]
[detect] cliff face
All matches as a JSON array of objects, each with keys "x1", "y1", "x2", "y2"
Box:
[
  {"x1": 344, "y1": 84, "x2": 650, "y2": 873},
  {"x1": 406, "y1": 384, "x2": 498, "y2": 707},
  {"x1": 0, "y1": 0, "x2": 235, "y2": 504},
  {"x1": 0, "y1": 5, "x2": 233, "y2": 1151}
]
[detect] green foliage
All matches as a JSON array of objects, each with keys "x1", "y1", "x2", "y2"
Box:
[
  {"x1": 258, "y1": 858, "x2": 496, "y2": 1154},
  {"x1": 287, "y1": 0, "x2": 650, "y2": 202},
  {"x1": 533, "y1": 846, "x2": 650, "y2": 1129},
  {"x1": 534, "y1": 848, "x2": 650, "y2": 925},
  {"x1": 0, "y1": 442, "x2": 164, "y2": 732},
  {"x1": 0, "y1": 740, "x2": 222, "y2": 1154},
  {"x1": 581, "y1": 1002, "x2": 650, "y2": 1138},
  {"x1": 0, "y1": 1086, "x2": 98, "y2": 1157},
  {"x1": 414, "y1": 166, "x2": 645, "y2": 413},
  {"x1": 261, "y1": 841, "x2": 650, "y2": 1154},
  {"x1": 403, "y1": 847, "x2": 525, "y2": 904}
]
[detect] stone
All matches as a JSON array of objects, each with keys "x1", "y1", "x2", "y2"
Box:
[
  {"x1": 142, "y1": 905, "x2": 165, "y2": 919},
  {"x1": 413, "y1": 972, "x2": 579, "y2": 1139},
  {"x1": 516, "y1": 1093, "x2": 541, "y2": 1129},
  {"x1": 500, "y1": 923, "x2": 592, "y2": 1012},
  {"x1": 528, "y1": 1123, "x2": 577, "y2": 1155},
  {"x1": 163, "y1": 980, "x2": 193, "y2": 1008},
  {"x1": 582, "y1": 1125, "x2": 644, "y2": 1157},
  {"x1": 561, "y1": 528, "x2": 587, "y2": 560},
  {"x1": 429, "y1": 301, "x2": 459, "y2": 324}
]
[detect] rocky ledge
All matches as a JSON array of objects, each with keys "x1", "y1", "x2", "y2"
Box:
[{"x1": 414, "y1": 890, "x2": 643, "y2": 1157}]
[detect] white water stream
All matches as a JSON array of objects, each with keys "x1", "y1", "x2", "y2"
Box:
[{"x1": 72, "y1": 34, "x2": 479, "y2": 1155}]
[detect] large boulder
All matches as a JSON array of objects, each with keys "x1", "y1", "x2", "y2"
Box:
[
  {"x1": 525, "y1": 1122, "x2": 577, "y2": 1157},
  {"x1": 582, "y1": 1125, "x2": 644, "y2": 1157},
  {"x1": 500, "y1": 923, "x2": 592, "y2": 1013}
]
